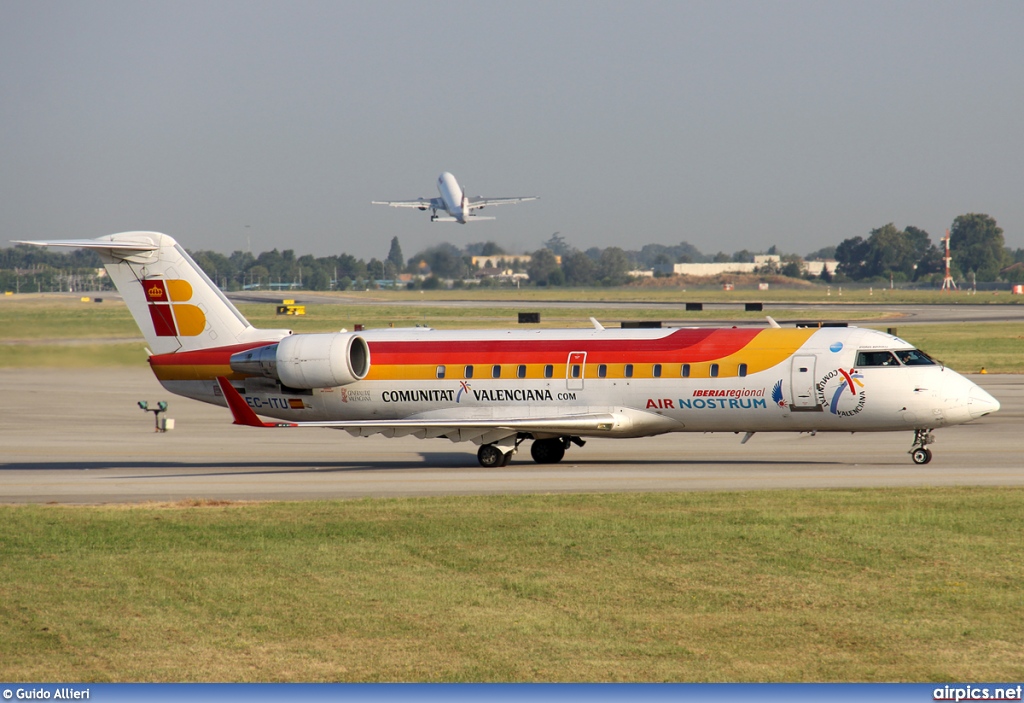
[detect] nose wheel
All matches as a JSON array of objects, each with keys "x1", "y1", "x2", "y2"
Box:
[{"x1": 910, "y1": 429, "x2": 935, "y2": 465}]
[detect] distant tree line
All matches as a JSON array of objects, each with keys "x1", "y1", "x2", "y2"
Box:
[
  {"x1": 3, "y1": 213, "x2": 1023, "y2": 292},
  {"x1": 832, "y1": 214, "x2": 1019, "y2": 284},
  {"x1": 0, "y1": 245, "x2": 106, "y2": 293}
]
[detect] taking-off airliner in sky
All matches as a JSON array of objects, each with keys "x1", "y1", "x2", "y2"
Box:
[
  {"x1": 372, "y1": 172, "x2": 537, "y2": 223},
  {"x1": 20, "y1": 232, "x2": 1000, "y2": 467}
]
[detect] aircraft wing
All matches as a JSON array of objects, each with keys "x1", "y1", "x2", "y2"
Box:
[
  {"x1": 465, "y1": 196, "x2": 538, "y2": 210},
  {"x1": 371, "y1": 197, "x2": 443, "y2": 210},
  {"x1": 216, "y1": 378, "x2": 676, "y2": 443}
]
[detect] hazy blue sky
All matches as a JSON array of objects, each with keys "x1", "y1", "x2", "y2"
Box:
[{"x1": 3, "y1": 1, "x2": 1022, "y2": 261}]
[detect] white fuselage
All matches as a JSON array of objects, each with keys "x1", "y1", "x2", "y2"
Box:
[
  {"x1": 437, "y1": 171, "x2": 468, "y2": 222},
  {"x1": 156, "y1": 326, "x2": 999, "y2": 439}
]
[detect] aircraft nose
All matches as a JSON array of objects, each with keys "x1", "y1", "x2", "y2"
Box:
[{"x1": 968, "y1": 385, "x2": 1000, "y2": 419}]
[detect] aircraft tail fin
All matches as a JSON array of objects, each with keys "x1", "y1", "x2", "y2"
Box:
[{"x1": 14, "y1": 232, "x2": 291, "y2": 355}]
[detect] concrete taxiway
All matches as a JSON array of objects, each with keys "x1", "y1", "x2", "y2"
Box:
[{"x1": 1, "y1": 368, "x2": 1020, "y2": 504}]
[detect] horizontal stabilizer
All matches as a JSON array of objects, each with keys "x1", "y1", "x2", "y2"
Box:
[
  {"x1": 12, "y1": 238, "x2": 157, "y2": 251},
  {"x1": 430, "y1": 216, "x2": 496, "y2": 223}
]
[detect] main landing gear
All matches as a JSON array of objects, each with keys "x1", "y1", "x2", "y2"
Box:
[
  {"x1": 530, "y1": 438, "x2": 565, "y2": 464},
  {"x1": 910, "y1": 429, "x2": 935, "y2": 465},
  {"x1": 476, "y1": 436, "x2": 586, "y2": 467},
  {"x1": 477, "y1": 443, "x2": 512, "y2": 468}
]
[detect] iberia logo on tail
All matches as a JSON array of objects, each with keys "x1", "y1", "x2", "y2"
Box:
[{"x1": 142, "y1": 279, "x2": 206, "y2": 336}]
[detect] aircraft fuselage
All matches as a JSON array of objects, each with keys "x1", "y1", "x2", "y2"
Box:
[
  {"x1": 150, "y1": 325, "x2": 997, "y2": 438},
  {"x1": 437, "y1": 171, "x2": 469, "y2": 223}
]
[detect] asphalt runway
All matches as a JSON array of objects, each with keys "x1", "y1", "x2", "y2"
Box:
[{"x1": 1, "y1": 368, "x2": 1020, "y2": 504}]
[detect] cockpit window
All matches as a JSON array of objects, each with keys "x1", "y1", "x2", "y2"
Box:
[
  {"x1": 856, "y1": 350, "x2": 900, "y2": 367},
  {"x1": 895, "y1": 349, "x2": 937, "y2": 366}
]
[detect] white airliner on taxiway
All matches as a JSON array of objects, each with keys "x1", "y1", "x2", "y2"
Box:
[
  {"x1": 18, "y1": 232, "x2": 1000, "y2": 467},
  {"x1": 372, "y1": 172, "x2": 537, "y2": 223}
]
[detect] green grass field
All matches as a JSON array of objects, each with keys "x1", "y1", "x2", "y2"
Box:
[{"x1": 1, "y1": 489, "x2": 1022, "y2": 682}]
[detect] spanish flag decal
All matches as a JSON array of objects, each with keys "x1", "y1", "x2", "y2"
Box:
[{"x1": 142, "y1": 279, "x2": 206, "y2": 336}]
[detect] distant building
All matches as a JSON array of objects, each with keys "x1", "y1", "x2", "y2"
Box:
[
  {"x1": 653, "y1": 257, "x2": 837, "y2": 278},
  {"x1": 655, "y1": 262, "x2": 761, "y2": 276},
  {"x1": 803, "y1": 260, "x2": 839, "y2": 276},
  {"x1": 470, "y1": 254, "x2": 561, "y2": 269}
]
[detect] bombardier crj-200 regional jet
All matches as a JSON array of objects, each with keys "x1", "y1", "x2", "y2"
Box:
[
  {"x1": 372, "y1": 172, "x2": 537, "y2": 223},
  {"x1": 19, "y1": 233, "x2": 1000, "y2": 467}
]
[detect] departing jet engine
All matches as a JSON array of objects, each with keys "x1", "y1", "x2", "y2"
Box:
[{"x1": 229, "y1": 333, "x2": 370, "y2": 389}]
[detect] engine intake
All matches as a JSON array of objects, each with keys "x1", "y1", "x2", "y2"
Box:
[{"x1": 229, "y1": 333, "x2": 370, "y2": 389}]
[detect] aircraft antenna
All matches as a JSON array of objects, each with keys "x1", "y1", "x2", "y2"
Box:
[{"x1": 941, "y1": 229, "x2": 957, "y2": 292}]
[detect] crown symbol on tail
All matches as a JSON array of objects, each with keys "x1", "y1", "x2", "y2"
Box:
[{"x1": 147, "y1": 284, "x2": 164, "y2": 298}]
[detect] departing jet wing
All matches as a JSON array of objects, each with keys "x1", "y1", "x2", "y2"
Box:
[
  {"x1": 465, "y1": 196, "x2": 538, "y2": 210},
  {"x1": 371, "y1": 197, "x2": 443, "y2": 209}
]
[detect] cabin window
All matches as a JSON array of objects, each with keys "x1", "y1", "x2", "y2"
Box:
[
  {"x1": 710, "y1": 363, "x2": 719, "y2": 378},
  {"x1": 624, "y1": 364, "x2": 633, "y2": 378},
  {"x1": 896, "y1": 349, "x2": 937, "y2": 366},
  {"x1": 681, "y1": 364, "x2": 690, "y2": 378},
  {"x1": 571, "y1": 364, "x2": 581, "y2": 379},
  {"x1": 653, "y1": 364, "x2": 662, "y2": 378},
  {"x1": 738, "y1": 363, "x2": 747, "y2": 377},
  {"x1": 598, "y1": 364, "x2": 607, "y2": 378},
  {"x1": 856, "y1": 351, "x2": 900, "y2": 367},
  {"x1": 436, "y1": 365, "x2": 446, "y2": 379},
  {"x1": 517, "y1": 364, "x2": 527, "y2": 379},
  {"x1": 544, "y1": 365, "x2": 553, "y2": 378},
  {"x1": 492, "y1": 365, "x2": 501, "y2": 378},
  {"x1": 464, "y1": 365, "x2": 474, "y2": 379}
]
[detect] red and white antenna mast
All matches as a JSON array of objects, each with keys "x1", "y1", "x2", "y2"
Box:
[{"x1": 941, "y1": 228, "x2": 957, "y2": 292}]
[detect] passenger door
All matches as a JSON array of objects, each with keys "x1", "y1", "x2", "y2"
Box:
[
  {"x1": 790, "y1": 355, "x2": 820, "y2": 411},
  {"x1": 566, "y1": 351, "x2": 586, "y2": 391}
]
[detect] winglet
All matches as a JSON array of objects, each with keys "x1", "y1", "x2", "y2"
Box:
[{"x1": 216, "y1": 377, "x2": 296, "y2": 428}]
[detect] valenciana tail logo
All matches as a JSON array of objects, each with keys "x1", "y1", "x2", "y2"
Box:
[{"x1": 142, "y1": 279, "x2": 206, "y2": 336}]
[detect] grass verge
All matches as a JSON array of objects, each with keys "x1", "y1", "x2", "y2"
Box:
[{"x1": 1, "y1": 488, "x2": 1022, "y2": 682}]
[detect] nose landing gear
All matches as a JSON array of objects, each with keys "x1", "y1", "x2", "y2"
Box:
[{"x1": 910, "y1": 429, "x2": 935, "y2": 464}]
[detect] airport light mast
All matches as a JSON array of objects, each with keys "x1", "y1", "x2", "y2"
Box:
[{"x1": 941, "y1": 229, "x2": 957, "y2": 292}]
